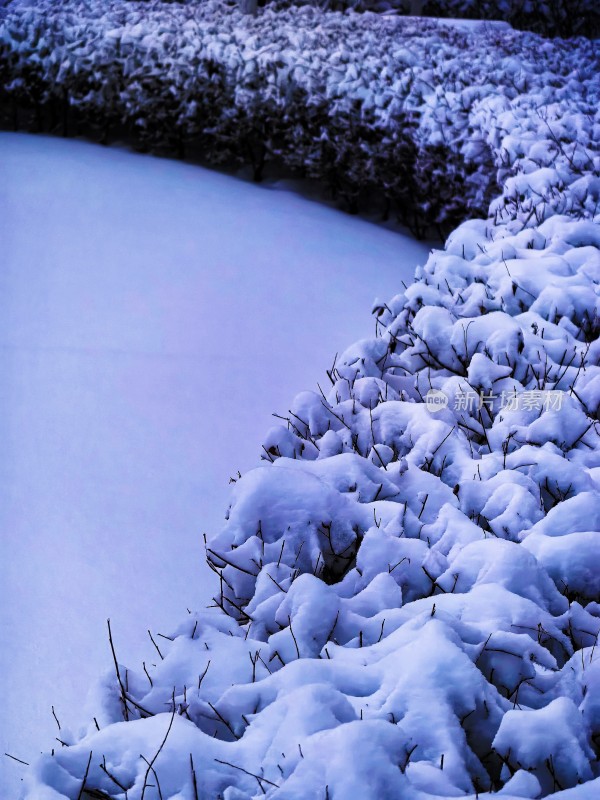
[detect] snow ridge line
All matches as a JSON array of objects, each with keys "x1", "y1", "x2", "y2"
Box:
[{"x1": 7, "y1": 3, "x2": 600, "y2": 799}]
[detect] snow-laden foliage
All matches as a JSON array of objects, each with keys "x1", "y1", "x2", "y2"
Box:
[
  {"x1": 6, "y1": 3, "x2": 599, "y2": 800},
  {"x1": 419, "y1": 0, "x2": 599, "y2": 37},
  {"x1": 112, "y1": 0, "x2": 600, "y2": 37},
  {"x1": 0, "y1": 1, "x2": 598, "y2": 234},
  {"x1": 272, "y1": 0, "x2": 600, "y2": 39}
]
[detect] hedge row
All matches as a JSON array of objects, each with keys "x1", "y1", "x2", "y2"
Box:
[
  {"x1": 273, "y1": 0, "x2": 600, "y2": 39},
  {"x1": 1, "y1": 1, "x2": 597, "y2": 236},
  {"x1": 119, "y1": 0, "x2": 600, "y2": 39}
]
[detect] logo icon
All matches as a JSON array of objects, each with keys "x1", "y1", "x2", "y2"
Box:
[{"x1": 425, "y1": 389, "x2": 448, "y2": 413}]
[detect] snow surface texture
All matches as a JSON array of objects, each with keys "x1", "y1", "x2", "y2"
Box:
[
  {"x1": 0, "y1": 133, "x2": 430, "y2": 798},
  {"x1": 3, "y1": 3, "x2": 599, "y2": 800}
]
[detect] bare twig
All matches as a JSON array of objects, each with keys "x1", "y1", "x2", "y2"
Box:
[
  {"x1": 288, "y1": 616, "x2": 300, "y2": 659},
  {"x1": 190, "y1": 753, "x2": 199, "y2": 800},
  {"x1": 76, "y1": 751, "x2": 93, "y2": 800},
  {"x1": 207, "y1": 701, "x2": 240, "y2": 740},
  {"x1": 148, "y1": 630, "x2": 164, "y2": 660},
  {"x1": 140, "y1": 754, "x2": 163, "y2": 800},
  {"x1": 140, "y1": 694, "x2": 176, "y2": 800},
  {"x1": 4, "y1": 753, "x2": 29, "y2": 766},
  {"x1": 100, "y1": 756, "x2": 130, "y2": 794},
  {"x1": 198, "y1": 659, "x2": 211, "y2": 691},
  {"x1": 51, "y1": 706, "x2": 61, "y2": 731},
  {"x1": 107, "y1": 619, "x2": 129, "y2": 720},
  {"x1": 214, "y1": 758, "x2": 280, "y2": 792},
  {"x1": 143, "y1": 661, "x2": 153, "y2": 688}
]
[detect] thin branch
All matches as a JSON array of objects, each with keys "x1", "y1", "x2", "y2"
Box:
[
  {"x1": 207, "y1": 701, "x2": 240, "y2": 740},
  {"x1": 140, "y1": 754, "x2": 163, "y2": 800},
  {"x1": 100, "y1": 756, "x2": 130, "y2": 794},
  {"x1": 148, "y1": 630, "x2": 164, "y2": 660},
  {"x1": 140, "y1": 695, "x2": 176, "y2": 800},
  {"x1": 190, "y1": 754, "x2": 199, "y2": 800},
  {"x1": 198, "y1": 659, "x2": 211, "y2": 691},
  {"x1": 4, "y1": 753, "x2": 30, "y2": 766},
  {"x1": 214, "y1": 758, "x2": 280, "y2": 791},
  {"x1": 288, "y1": 616, "x2": 300, "y2": 659},
  {"x1": 51, "y1": 706, "x2": 61, "y2": 731},
  {"x1": 76, "y1": 751, "x2": 93, "y2": 800},
  {"x1": 107, "y1": 619, "x2": 129, "y2": 720}
]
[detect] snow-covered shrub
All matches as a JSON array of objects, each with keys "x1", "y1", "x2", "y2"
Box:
[
  {"x1": 5, "y1": 2, "x2": 600, "y2": 799},
  {"x1": 273, "y1": 0, "x2": 600, "y2": 38},
  {"x1": 422, "y1": 0, "x2": 599, "y2": 38},
  {"x1": 1, "y1": 1, "x2": 598, "y2": 234}
]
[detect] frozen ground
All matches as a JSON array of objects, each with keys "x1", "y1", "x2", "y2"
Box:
[{"x1": 0, "y1": 133, "x2": 429, "y2": 797}]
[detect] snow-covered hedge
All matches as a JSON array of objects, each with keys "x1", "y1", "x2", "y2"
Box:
[
  {"x1": 6, "y1": 2, "x2": 600, "y2": 799},
  {"x1": 419, "y1": 0, "x2": 599, "y2": 37},
  {"x1": 23, "y1": 220, "x2": 600, "y2": 800},
  {"x1": 0, "y1": 1, "x2": 598, "y2": 234},
  {"x1": 272, "y1": 0, "x2": 600, "y2": 39},
  {"x1": 116, "y1": 0, "x2": 600, "y2": 38}
]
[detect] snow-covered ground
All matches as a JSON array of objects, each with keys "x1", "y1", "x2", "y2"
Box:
[{"x1": 0, "y1": 133, "x2": 430, "y2": 798}]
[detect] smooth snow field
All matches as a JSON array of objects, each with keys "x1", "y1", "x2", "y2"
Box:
[{"x1": 0, "y1": 133, "x2": 429, "y2": 796}]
